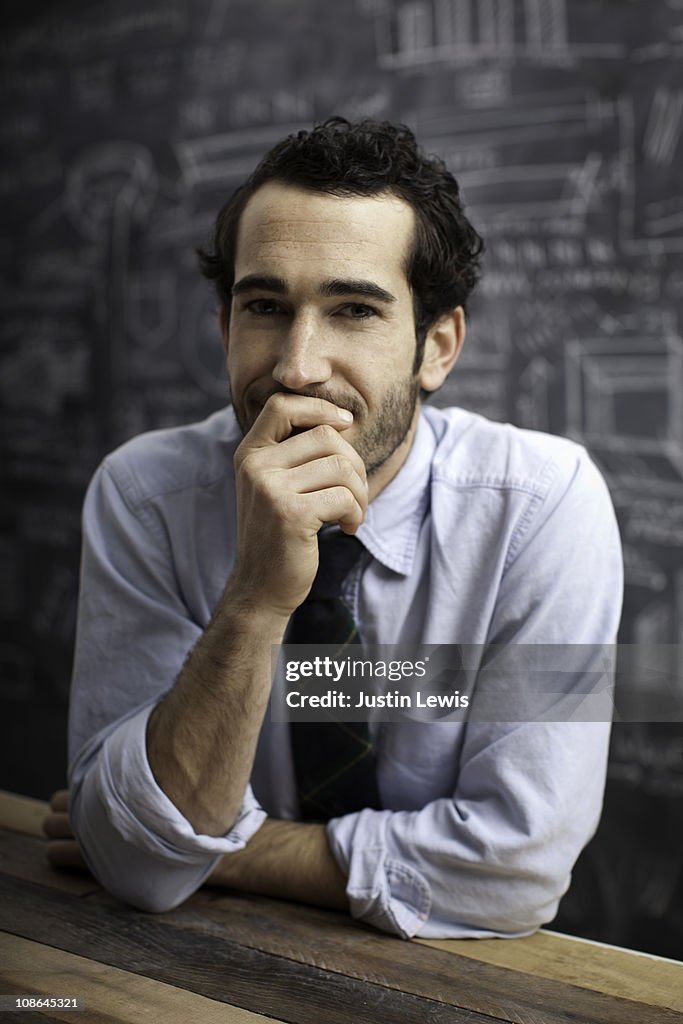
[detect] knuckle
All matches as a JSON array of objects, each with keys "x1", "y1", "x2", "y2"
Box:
[
  {"x1": 311, "y1": 423, "x2": 336, "y2": 444},
  {"x1": 235, "y1": 448, "x2": 261, "y2": 480},
  {"x1": 338, "y1": 485, "x2": 357, "y2": 508},
  {"x1": 255, "y1": 473, "x2": 282, "y2": 506},
  {"x1": 272, "y1": 489, "x2": 300, "y2": 520},
  {"x1": 329, "y1": 453, "x2": 349, "y2": 477},
  {"x1": 320, "y1": 487, "x2": 343, "y2": 510}
]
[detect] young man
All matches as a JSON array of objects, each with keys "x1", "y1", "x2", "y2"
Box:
[{"x1": 61, "y1": 118, "x2": 622, "y2": 938}]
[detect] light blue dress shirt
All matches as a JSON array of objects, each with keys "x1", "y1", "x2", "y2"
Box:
[{"x1": 68, "y1": 404, "x2": 623, "y2": 938}]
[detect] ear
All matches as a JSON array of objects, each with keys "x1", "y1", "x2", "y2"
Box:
[
  {"x1": 417, "y1": 307, "x2": 466, "y2": 393},
  {"x1": 218, "y1": 302, "x2": 230, "y2": 355}
]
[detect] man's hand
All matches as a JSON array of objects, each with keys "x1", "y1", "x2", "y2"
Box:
[
  {"x1": 42, "y1": 789, "x2": 88, "y2": 870},
  {"x1": 230, "y1": 393, "x2": 369, "y2": 617}
]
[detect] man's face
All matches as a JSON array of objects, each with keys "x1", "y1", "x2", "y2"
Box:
[{"x1": 222, "y1": 181, "x2": 425, "y2": 476}]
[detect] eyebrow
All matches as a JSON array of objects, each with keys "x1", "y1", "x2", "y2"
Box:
[
  {"x1": 231, "y1": 274, "x2": 397, "y2": 305},
  {"x1": 321, "y1": 278, "x2": 397, "y2": 304},
  {"x1": 232, "y1": 274, "x2": 287, "y2": 296}
]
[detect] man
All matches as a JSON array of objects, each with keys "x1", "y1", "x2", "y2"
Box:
[{"x1": 50, "y1": 118, "x2": 622, "y2": 939}]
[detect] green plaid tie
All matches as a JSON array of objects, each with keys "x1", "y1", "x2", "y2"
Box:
[{"x1": 287, "y1": 530, "x2": 381, "y2": 821}]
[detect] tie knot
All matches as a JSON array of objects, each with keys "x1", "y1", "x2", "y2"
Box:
[{"x1": 310, "y1": 530, "x2": 364, "y2": 600}]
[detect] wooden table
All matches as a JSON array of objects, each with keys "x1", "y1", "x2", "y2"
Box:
[{"x1": 1, "y1": 791, "x2": 681, "y2": 1023}]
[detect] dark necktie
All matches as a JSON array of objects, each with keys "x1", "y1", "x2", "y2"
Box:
[{"x1": 287, "y1": 530, "x2": 382, "y2": 821}]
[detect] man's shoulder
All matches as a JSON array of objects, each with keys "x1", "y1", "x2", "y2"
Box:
[
  {"x1": 100, "y1": 406, "x2": 240, "y2": 507},
  {"x1": 424, "y1": 405, "x2": 593, "y2": 497}
]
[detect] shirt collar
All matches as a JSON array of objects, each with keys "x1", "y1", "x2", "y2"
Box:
[{"x1": 357, "y1": 410, "x2": 435, "y2": 577}]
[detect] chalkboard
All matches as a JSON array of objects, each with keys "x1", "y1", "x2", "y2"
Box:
[{"x1": 1, "y1": 0, "x2": 682, "y2": 957}]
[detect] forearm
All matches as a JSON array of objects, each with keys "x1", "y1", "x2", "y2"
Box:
[
  {"x1": 208, "y1": 818, "x2": 348, "y2": 910},
  {"x1": 146, "y1": 581, "x2": 288, "y2": 837}
]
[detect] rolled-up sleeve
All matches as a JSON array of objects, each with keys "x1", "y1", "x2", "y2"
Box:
[
  {"x1": 327, "y1": 720, "x2": 610, "y2": 938},
  {"x1": 328, "y1": 447, "x2": 623, "y2": 938},
  {"x1": 70, "y1": 704, "x2": 266, "y2": 912},
  {"x1": 68, "y1": 455, "x2": 266, "y2": 912}
]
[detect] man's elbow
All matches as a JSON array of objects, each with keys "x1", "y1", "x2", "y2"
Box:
[
  {"x1": 105, "y1": 878, "x2": 187, "y2": 915},
  {"x1": 422, "y1": 861, "x2": 572, "y2": 939},
  {"x1": 480, "y1": 866, "x2": 571, "y2": 936},
  {"x1": 72, "y1": 818, "x2": 213, "y2": 916},
  {"x1": 74, "y1": 836, "x2": 188, "y2": 913}
]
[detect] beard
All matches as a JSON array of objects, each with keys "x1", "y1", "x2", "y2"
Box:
[
  {"x1": 351, "y1": 374, "x2": 419, "y2": 474},
  {"x1": 231, "y1": 373, "x2": 420, "y2": 476}
]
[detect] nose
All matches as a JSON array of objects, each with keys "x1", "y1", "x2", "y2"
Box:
[{"x1": 272, "y1": 311, "x2": 332, "y2": 391}]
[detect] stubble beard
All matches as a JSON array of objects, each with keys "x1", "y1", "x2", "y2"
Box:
[{"x1": 354, "y1": 374, "x2": 419, "y2": 475}]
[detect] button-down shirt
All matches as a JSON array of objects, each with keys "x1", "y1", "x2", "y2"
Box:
[{"x1": 68, "y1": 404, "x2": 623, "y2": 938}]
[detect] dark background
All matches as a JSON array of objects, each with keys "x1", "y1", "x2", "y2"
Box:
[{"x1": 1, "y1": 0, "x2": 682, "y2": 958}]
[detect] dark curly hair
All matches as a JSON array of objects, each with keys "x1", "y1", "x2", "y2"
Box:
[{"x1": 197, "y1": 117, "x2": 484, "y2": 370}]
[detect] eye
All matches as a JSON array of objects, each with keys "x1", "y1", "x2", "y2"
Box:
[
  {"x1": 244, "y1": 298, "x2": 285, "y2": 316},
  {"x1": 340, "y1": 303, "x2": 377, "y2": 320}
]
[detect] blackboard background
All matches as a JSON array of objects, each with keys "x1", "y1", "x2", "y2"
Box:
[{"x1": 1, "y1": 0, "x2": 682, "y2": 958}]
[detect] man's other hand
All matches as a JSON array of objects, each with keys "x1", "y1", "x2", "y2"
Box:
[{"x1": 42, "y1": 788, "x2": 88, "y2": 870}]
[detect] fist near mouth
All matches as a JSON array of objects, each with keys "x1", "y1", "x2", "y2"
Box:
[{"x1": 228, "y1": 393, "x2": 369, "y2": 620}]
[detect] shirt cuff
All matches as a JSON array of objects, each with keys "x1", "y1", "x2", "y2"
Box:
[
  {"x1": 95, "y1": 704, "x2": 267, "y2": 859},
  {"x1": 327, "y1": 808, "x2": 431, "y2": 938}
]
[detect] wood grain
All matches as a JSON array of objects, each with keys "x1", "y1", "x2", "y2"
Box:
[
  {"x1": 3, "y1": 871, "x2": 683, "y2": 1024},
  {"x1": 177, "y1": 885, "x2": 683, "y2": 1024},
  {"x1": 2, "y1": 797, "x2": 681, "y2": 1022},
  {"x1": 419, "y1": 929, "x2": 683, "y2": 1012},
  {"x1": 0, "y1": 876, "x2": 496, "y2": 1024},
  {"x1": 0, "y1": 931, "x2": 280, "y2": 1024},
  {"x1": 0, "y1": 830, "x2": 100, "y2": 897}
]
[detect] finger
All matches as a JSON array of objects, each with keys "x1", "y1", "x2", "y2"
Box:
[
  {"x1": 50, "y1": 789, "x2": 69, "y2": 812},
  {"x1": 256, "y1": 422, "x2": 367, "y2": 481},
  {"x1": 43, "y1": 811, "x2": 74, "y2": 840},
  {"x1": 300, "y1": 486, "x2": 365, "y2": 535},
  {"x1": 240, "y1": 393, "x2": 354, "y2": 451},
  {"x1": 46, "y1": 840, "x2": 88, "y2": 871},
  {"x1": 286, "y1": 455, "x2": 369, "y2": 515}
]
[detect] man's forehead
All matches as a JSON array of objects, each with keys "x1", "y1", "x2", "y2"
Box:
[
  {"x1": 232, "y1": 184, "x2": 415, "y2": 301},
  {"x1": 236, "y1": 181, "x2": 415, "y2": 252}
]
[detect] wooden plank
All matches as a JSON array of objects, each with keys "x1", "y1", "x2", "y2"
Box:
[
  {"x1": 418, "y1": 928, "x2": 683, "y2": 1012},
  {"x1": 174, "y1": 886, "x2": 683, "y2": 1024},
  {"x1": 0, "y1": 791, "x2": 49, "y2": 837},
  {"x1": 0, "y1": 876, "x2": 499, "y2": 1024},
  {"x1": 1, "y1": 838, "x2": 681, "y2": 1023},
  {"x1": 0, "y1": 830, "x2": 100, "y2": 897},
  {"x1": 2, "y1": 795, "x2": 680, "y2": 1017},
  {"x1": 0, "y1": 931, "x2": 282, "y2": 1024}
]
